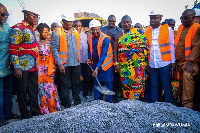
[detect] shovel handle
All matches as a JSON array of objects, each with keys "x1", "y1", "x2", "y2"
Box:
[{"x1": 87, "y1": 63, "x2": 102, "y2": 88}]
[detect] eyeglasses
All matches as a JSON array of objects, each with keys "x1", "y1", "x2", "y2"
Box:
[
  {"x1": 109, "y1": 20, "x2": 116, "y2": 23},
  {"x1": 91, "y1": 28, "x2": 100, "y2": 32},
  {"x1": 0, "y1": 13, "x2": 9, "y2": 17},
  {"x1": 180, "y1": 16, "x2": 194, "y2": 20}
]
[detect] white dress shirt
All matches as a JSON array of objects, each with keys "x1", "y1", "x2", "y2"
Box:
[{"x1": 148, "y1": 26, "x2": 175, "y2": 68}]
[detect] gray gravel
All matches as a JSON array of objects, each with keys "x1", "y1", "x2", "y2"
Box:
[{"x1": 0, "y1": 99, "x2": 199, "y2": 133}]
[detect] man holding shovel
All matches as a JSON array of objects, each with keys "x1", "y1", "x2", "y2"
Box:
[{"x1": 87, "y1": 19, "x2": 114, "y2": 102}]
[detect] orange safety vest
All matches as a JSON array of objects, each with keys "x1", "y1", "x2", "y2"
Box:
[
  {"x1": 88, "y1": 32, "x2": 114, "y2": 71},
  {"x1": 175, "y1": 23, "x2": 200, "y2": 61},
  {"x1": 145, "y1": 24, "x2": 172, "y2": 62},
  {"x1": 56, "y1": 27, "x2": 80, "y2": 64}
]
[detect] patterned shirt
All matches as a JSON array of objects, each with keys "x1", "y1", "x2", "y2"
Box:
[
  {"x1": 0, "y1": 23, "x2": 11, "y2": 77},
  {"x1": 9, "y1": 21, "x2": 40, "y2": 72}
]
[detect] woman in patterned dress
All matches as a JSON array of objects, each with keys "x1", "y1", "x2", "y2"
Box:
[
  {"x1": 114, "y1": 15, "x2": 149, "y2": 100},
  {"x1": 37, "y1": 23, "x2": 61, "y2": 114}
]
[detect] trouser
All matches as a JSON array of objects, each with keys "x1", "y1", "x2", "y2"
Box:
[
  {"x1": 81, "y1": 63, "x2": 89, "y2": 97},
  {"x1": 16, "y1": 71, "x2": 41, "y2": 116},
  {"x1": 149, "y1": 64, "x2": 173, "y2": 103},
  {"x1": 59, "y1": 65, "x2": 81, "y2": 108},
  {"x1": 55, "y1": 68, "x2": 63, "y2": 105},
  {"x1": 94, "y1": 80, "x2": 113, "y2": 103},
  {"x1": 88, "y1": 71, "x2": 94, "y2": 93},
  {"x1": 179, "y1": 62, "x2": 199, "y2": 109},
  {"x1": 112, "y1": 72, "x2": 122, "y2": 103},
  {"x1": 145, "y1": 76, "x2": 151, "y2": 102},
  {"x1": 194, "y1": 60, "x2": 200, "y2": 109},
  {"x1": 0, "y1": 74, "x2": 13, "y2": 120}
]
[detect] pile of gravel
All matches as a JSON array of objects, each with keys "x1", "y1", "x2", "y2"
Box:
[{"x1": 0, "y1": 100, "x2": 199, "y2": 133}]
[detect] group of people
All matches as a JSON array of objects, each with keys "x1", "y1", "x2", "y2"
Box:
[{"x1": 1, "y1": 2, "x2": 200, "y2": 126}]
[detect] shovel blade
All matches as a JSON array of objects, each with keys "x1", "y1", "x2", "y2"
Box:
[{"x1": 95, "y1": 86, "x2": 115, "y2": 95}]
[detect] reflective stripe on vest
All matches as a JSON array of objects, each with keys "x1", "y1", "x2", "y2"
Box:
[
  {"x1": 88, "y1": 32, "x2": 113, "y2": 71},
  {"x1": 175, "y1": 23, "x2": 200, "y2": 61},
  {"x1": 56, "y1": 27, "x2": 67, "y2": 64},
  {"x1": 145, "y1": 24, "x2": 172, "y2": 62},
  {"x1": 56, "y1": 27, "x2": 80, "y2": 64}
]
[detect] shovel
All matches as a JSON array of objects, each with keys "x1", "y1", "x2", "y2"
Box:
[{"x1": 87, "y1": 64, "x2": 115, "y2": 95}]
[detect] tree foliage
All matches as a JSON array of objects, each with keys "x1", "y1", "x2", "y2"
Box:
[{"x1": 185, "y1": 0, "x2": 199, "y2": 9}]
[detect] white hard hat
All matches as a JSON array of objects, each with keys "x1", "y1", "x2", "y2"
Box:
[
  {"x1": 194, "y1": 8, "x2": 200, "y2": 17},
  {"x1": 22, "y1": 5, "x2": 40, "y2": 15},
  {"x1": 149, "y1": 10, "x2": 162, "y2": 16},
  {"x1": 61, "y1": 14, "x2": 74, "y2": 21},
  {"x1": 89, "y1": 19, "x2": 101, "y2": 28}
]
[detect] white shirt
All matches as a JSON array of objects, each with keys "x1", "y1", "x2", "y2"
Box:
[{"x1": 148, "y1": 26, "x2": 175, "y2": 68}]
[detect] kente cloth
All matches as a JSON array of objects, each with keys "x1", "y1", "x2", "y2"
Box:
[
  {"x1": 171, "y1": 67, "x2": 180, "y2": 99},
  {"x1": 38, "y1": 41, "x2": 61, "y2": 114},
  {"x1": 118, "y1": 28, "x2": 148, "y2": 99}
]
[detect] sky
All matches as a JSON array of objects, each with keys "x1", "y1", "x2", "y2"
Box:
[{"x1": 0, "y1": 0, "x2": 197, "y2": 29}]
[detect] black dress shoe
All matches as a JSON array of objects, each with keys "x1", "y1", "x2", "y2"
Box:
[
  {"x1": 31, "y1": 112, "x2": 42, "y2": 116},
  {"x1": 5, "y1": 114, "x2": 21, "y2": 121},
  {"x1": 0, "y1": 120, "x2": 9, "y2": 127},
  {"x1": 21, "y1": 114, "x2": 33, "y2": 119}
]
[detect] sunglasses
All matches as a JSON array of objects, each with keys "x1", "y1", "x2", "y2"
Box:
[
  {"x1": 180, "y1": 16, "x2": 194, "y2": 20},
  {"x1": 0, "y1": 13, "x2": 9, "y2": 17}
]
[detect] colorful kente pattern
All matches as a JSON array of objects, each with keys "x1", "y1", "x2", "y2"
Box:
[{"x1": 118, "y1": 28, "x2": 148, "y2": 99}]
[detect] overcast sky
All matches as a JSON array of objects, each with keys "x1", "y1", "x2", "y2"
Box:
[{"x1": 0, "y1": 0, "x2": 197, "y2": 29}]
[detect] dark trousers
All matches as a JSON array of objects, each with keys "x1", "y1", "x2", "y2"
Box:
[
  {"x1": 149, "y1": 64, "x2": 173, "y2": 103},
  {"x1": 145, "y1": 76, "x2": 151, "y2": 103},
  {"x1": 112, "y1": 72, "x2": 122, "y2": 103},
  {"x1": 60, "y1": 65, "x2": 81, "y2": 108},
  {"x1": 81, "y1": 63, "x2": 89, "y2": 97},
  {"x1": 55, "y1": 68, "x2": 63, "y2": 104},
  {"x1": 16, "y1": 71, "x2": 41, "y2": 116},
  {"x1": 0, "y1": 74, "x2": 13, "y2": 120}
]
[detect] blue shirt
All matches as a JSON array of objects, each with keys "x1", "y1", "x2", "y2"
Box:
[
  {"x1": 88, "y1": 37, "x2": 113, "y2": 82},
  {"x1": 0, "y1": 23, "x2": 11, "y2": 77}
]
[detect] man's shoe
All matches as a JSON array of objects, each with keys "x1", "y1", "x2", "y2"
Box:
[
  {"x1": 31, "y1": 112, "x2": 42, "y2": 116},
  {"x1": 0, "y1": 120, "x2": 9, "y2": 127},
  {"x1": 5, "y1": 114, "x2": 20, "y2": 121},
  {"x1": 21, "y1": 114, "x2": 33, "y2": 119}
]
